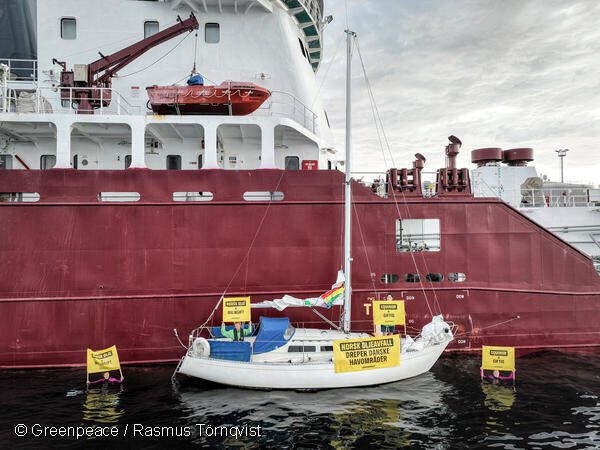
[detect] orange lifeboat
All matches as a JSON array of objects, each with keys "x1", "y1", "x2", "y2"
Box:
[{"x1": 146, "y1": 81, "x2": 271, "y2": 116}]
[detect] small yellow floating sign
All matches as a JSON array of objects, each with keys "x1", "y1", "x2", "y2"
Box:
[
  {"x1": 481, "y1": 345, "x2": 515, "y2": 371},
  {"x1": 333, "y1": 335, "x2": 400, "y2": 373},
  {"x1": 372, "y1": 300, "x2": 405, "y2": 326},
  {"x1": 86, "y1": 345, "x2": 121, "y2": 374},
  {"x1": 222, "y1": 296, "x2": 251, "y2": 322}
]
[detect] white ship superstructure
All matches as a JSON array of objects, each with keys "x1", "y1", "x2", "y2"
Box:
[
  {"x1": 470, "y1": 148, "x2": 600, "y2": 264},
  {"x1": 1, "y1": 0, "x2": 334, "y2": 173}
]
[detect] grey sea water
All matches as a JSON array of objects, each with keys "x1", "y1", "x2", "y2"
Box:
[{"x1": 2, "y1": 351, "x2": 599, "y2": 449}]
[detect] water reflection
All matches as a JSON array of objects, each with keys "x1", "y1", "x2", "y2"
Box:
[
  {"x1": 177, "y1": 372, "x2": 453, "y2": 447},
  {"x1": 3, "y1": 352, "x2": 600, "y2": 449},
  {"x1": 481, "y1": 383, "x2": 516, "y2": 413},
  {"x1": 82, "y1": 384, "x2": 124, "y2": 424}
]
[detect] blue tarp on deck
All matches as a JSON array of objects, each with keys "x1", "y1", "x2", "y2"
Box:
[{"x1": 252, "y1": 317, "x2": 294, "y2": 355}]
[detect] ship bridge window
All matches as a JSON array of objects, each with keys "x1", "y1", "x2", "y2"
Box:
[
  {"x1": 285, "y1": 156, "x2": 300, "y2": 170},
  {"x1": 396, "y1": 219, "x2": 440, "y2": 252},
  {"x1": 205, "y1": 23, "x2": 220, "y2": 43},
  {"x1": 448, "y1": 272, "x2": 466, "y2": 282},
  {"x1": 40, "y1": 155, "x2": 56, "y2": 170},
  {"x1": 61, "y1": 18, "x2": 77, "y2": 40},
  {"x1": 0, "y1": 155, "x2": 13, "y2": 170},
  {"x1": 167, "y1": 155, "x2": 182, "y2": 170},
  {"x1": 144, "y1": 21, "x2": 159, "y2": 38}
]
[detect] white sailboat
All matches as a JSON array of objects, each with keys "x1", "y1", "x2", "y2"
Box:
[{"x1": 174, "y1": 30, "x2": 454, "y2": 390}]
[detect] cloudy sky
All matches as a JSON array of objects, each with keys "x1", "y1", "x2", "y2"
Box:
[{"x1": 317, "y1": 0, "x2": 600, "y2": 185}]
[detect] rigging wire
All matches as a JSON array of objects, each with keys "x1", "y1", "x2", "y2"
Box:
[
  {"x1": 192, "y1": 171, "x2": 287, "y2": 332},
  {"x1": 114, "y1": 31, "x2": 194, "y2": 79},
  {"x1": 219, "y1": 171, "x2": 287, "y2": 297},
  {"x1": 354, "y1": 37, "x2": 443, "y2": 317},
  {"x1": 353, "y1": 202, "x2": 380, "y2": 298},
  {"x1": 192, "y1": 29, "x2": 199, "y2": 74}
]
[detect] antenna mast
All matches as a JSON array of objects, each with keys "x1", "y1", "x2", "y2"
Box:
[{"x1": 342, "y1": 29, "x2": 356, "y2": 333}]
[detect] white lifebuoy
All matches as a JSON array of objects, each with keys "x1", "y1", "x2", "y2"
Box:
[{"x1": 192, "y1": 338, "x2": 211, "y2": 357}]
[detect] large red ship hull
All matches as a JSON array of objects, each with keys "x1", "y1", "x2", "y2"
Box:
[{"x1": 1, "y1": 169, "x2": 599, "y2": 368}]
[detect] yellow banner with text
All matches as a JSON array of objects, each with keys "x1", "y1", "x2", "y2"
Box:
[
  {"x1": 333, "y1": 335, "x2": 400, "y2": 373},
  {"x1": 86, "y1": 345, "x2": 121, "y2": 374},
  {"x1": 481, "y1": 345, "x2": 515, "y2": 371},
  {"x1": 372, "y1": 300, "x2": 405, "y2": 326},
  {"x1": 222, "y1": 297, "x2": 251, "y2": 322}
]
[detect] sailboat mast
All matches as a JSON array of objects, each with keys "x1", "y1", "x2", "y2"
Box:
[{"x1": 342, "y1": 29, "x2": 355, "y2": 333}]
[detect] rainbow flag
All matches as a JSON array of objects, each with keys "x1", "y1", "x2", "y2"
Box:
[{"x1": 319, "y1": 284, "x2": 345, "y2": 308}]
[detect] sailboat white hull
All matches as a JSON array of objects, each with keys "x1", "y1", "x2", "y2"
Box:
[{"x1": 178, "y1": 339, "x2": 451, "y2": 390}]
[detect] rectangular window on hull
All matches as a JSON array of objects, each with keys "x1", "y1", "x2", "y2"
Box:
[
  {"x1": 285, "y1": 156, "x2": 300, "y2": 170},
  {"x1": 0, "y1": 192, "x2": 40, "y2": 202},
  {"x1": 0, "y1": 155, "x2": 13, "y2": 170},
  {"x1": 40, "y1": 155, "x2": 56, "y2": 170},
  {"x1": 124, "y1": 155, "x2": 132, "y2": 169},
  {"x1": 61, "y1": 18, "x2": 77, "y2": 40},
  {"x1": 288, "y1": 346, "x2": 317, "y2": 353},
  {"x1": 404, "y1": 273, "x2": 422, "y2": 283},
  {"x1": 448, "y1": 272, "x2": 466, "y2": 282},
  {"x1": 396, "y1": 219, "x2": 440, "y2": 252},
  {"x1": 166, "y1": 155, "x2": 182, "y2": 170},
  {"x1": 205, "y1": 23, "x2": 220, "y2": 43},
  {"x1": 144, "y1": 21, "x2": 159, "y2": 38},
  {"x1": 380, "y1": 274, "x2": 399, "y2": 284},
  {"x1": 426, "y1": 273, "x2": 444, "y2": 282}
]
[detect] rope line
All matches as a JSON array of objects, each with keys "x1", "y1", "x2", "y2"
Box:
[
  {"x1": 114, "y1": 31, "x2": 193, "y2": 79},
  {"x1": 355, "y1": 37, "x2": 442, "y2": 316}
]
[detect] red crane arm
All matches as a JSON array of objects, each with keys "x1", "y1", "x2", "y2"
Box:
[{"x1": 89, "y1": 13, "x2": 199, "y2": 86}]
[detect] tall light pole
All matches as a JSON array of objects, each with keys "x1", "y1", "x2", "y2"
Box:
[{"x1": 555, "y1": 149, "x2": 569, "y2": 183}]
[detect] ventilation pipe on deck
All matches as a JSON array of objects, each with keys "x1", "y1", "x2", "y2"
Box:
[{"x1": 445, "y1": 135, "x2": 462, "y2": 169}]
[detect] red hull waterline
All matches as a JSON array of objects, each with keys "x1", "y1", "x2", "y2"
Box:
[
  {"x1": 1, "y1": 169, "x2": 599, "y2": 368},
  {"x1": 146, "y1": 82, "x2": 271, "y2": 116}
]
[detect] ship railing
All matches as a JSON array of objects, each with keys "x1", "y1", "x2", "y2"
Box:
[
  {"x1": 0, "y1": 84, "x2": 140, "y2": 115},
  {"x1": 351, "y1": 171, "x2": 439, "y2": 198},
  {"x1": 258, "y1": 90, "x2": 318, "y2": 134},
  {"x1": 517, "y1": 187, "x2": 598, "y2": 208},
  {"x1": 0, "y1": 58, "x2": 38, "y2": 83},
  {"x1": 0, "y1": 82, "x2": 318, "y2": 132}
]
